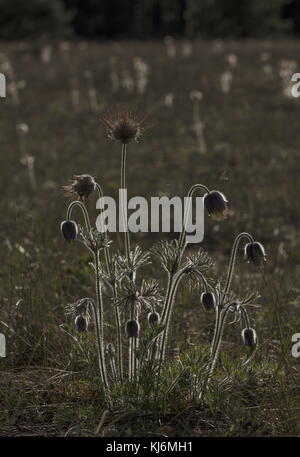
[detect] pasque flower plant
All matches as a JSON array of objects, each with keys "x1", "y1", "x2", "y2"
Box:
[{"x1": 60, "y1": 105, "x2": 266, "y2": 406}]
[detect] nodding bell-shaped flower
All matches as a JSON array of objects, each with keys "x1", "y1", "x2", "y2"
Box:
[
  {"x1": 200, "y1": 291, "x2": 216, "y2": 311},
  {"x1": 75, "y1": 315, "x2": 88, "y2": 332},
  {"x1": 60, "y1": 220, "x2": 78, "y2": 242},
  {"x1": 126, "y1": 319, "x2": 140, "y2": 338},
  {"x1": 204, "y1": 190, "x2": 229, "y2": 221},
  {"x1": 148, "y1": 311, "x2": 160, "y2": 325},
  {"x1": 244, "y1": 241, "x2": 266, "y2": 265},
  {"x1": 242, "y1": 328, "x2": 257, "y2": 347}
]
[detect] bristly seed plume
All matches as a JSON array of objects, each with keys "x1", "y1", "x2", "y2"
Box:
[
  {"x1": 62, "y1": 174, "x2": 96, "y2": 201},
  {"x1": 100, "y1": 105, "x2": 146, "y2": 144}
]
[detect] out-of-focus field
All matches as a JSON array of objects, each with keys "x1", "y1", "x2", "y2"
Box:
[{"x1": 0, "y1": 40, "x2": 300, "y2": 436}]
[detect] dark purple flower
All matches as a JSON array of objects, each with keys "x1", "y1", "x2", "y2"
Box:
[
  {"x1": 61, "y1": 220, "x2": 78, "y2": 242},
  {"x1": 126, "y1": 319, "x2": 140, "y2": 338},
  {"x1": 200, "y1": 292, "x2": 216, "y2": 311},
  {"x1": 148, "y1": 311, "x2": 160, "y2": 325},
  {"x1": 204, "y1": 190, "x2": 229, "y2": 221},
  {"x1": 242, "y1": 328, "x2": 257, "y2": 347},
  {"x1": 244, "y1": 242, "x2": 266, "y2": 265}
]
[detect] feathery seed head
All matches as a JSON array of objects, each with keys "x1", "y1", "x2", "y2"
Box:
[
  {"x1": 62, "y1": 174, "x2": 96, "y2": 201},
  {"x1": 101, "y1": 105, "x2": 144, "y2": 144}
]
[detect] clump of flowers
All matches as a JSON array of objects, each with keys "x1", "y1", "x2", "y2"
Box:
[{"x1": 60, "y1": 106, "x2": 266, "y2": 406}]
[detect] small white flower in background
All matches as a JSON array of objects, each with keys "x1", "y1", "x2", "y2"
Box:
[
  {"x1": 260, "y1": 52, "x2": 270, "y2": 62},
  {"x1": 190, "y1": 91, "x2": 207, "y2": 154},
  {"x1": 226, "y1": 53, "x2": 238, "y2": 67},
  {"x1": 84, "y1": 70, "x2": 99, "y2": 112},
  {"x1": 164, "y1": 93, "x2": 174, "y2": 108},
  {"x1": 220, "y1": 71, "x2": 233, "y2": 94},
  {"x1": 109, "y1": 56, "x2": 120, "y2": 93},
  {"x1": 59, "y1": 41, "x2": 70, "y2": 55},
  {"x1": 133, "y1": 57, "x2": 149, "y2": 95},
  {"x1": 121, "y1": 69, "x2": 134, "y2": 93},
  {"x1": 40, "y1": 45, "x2": 52, "y2": 64},
  {"x1": 16, "y1": 123, "x2": 29, "y2": 135},
  {"x1": 189, "y1": 90, "x2": 203, "y2": 102},
  {"x1": 263, "y1": 64, "x2": 273, "y2": 75},
  {"x1": 164, "y1": 36, "x2": 176, "y2": 58},
  {"x1": 182, "y1": 41, "x2": 192, "y2": 58}
]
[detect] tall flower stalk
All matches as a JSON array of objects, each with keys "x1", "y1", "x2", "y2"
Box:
[
  {"x1": 63, "y1": 196, "x2": 109, "y2": 395},
  {"x1": 95, "y1": 181, "x2": 123, "y2": 381},
  {"x1": 121, "y1": 144, "x2": 131, "y2": 262},
  {"x1": 201, "y1": 232, "x2": 264, "y2": 398},
  {"x1": 101, "y1": 106, "x2": 144, "y2": 381},
  {"x1": 157, "y1": 184, "x2": 229, "y2": 378}
]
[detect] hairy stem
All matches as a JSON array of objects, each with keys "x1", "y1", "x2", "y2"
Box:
[
  {"x1": 201, "y1": 305, "x2": 233, "y2": 400},
  {"x1": 94, "y1": 252, "x2": 109, "y2": 391},
  {"x1": 96, "y1": 181, "x2": 123, "y2": 381},
  {"x1": 210, "y1": 233, "x2": 254, "y2": 360},
  {"x1": 95, "y1": 182, "x2": 111, "y2": 268},
  {"x1": 121, "y1": 143, "x2": 130, "y2": 262},
  {"x1": 222, "y1": 232, "x2": 254, "y2": 299},
  {"x1": 211, "y1": 305, "x2": 221, "y2": 356},
  {"x1": 89, "y1": 298, "x2": 108, "y2": 395},
  {"x1": 178, "y1": 183, "x2": 210, "y2": 250},
  {"x1": 66, "y1": 200, "x2": 91, "y2": 232},
  {"x1": 114, "y1": 293, "x2": 123, "y2": 382},
  {"x1": 158, "y1": 183, "x2": 210, "y2": 373},
  {"x1": 157, "y1": 270, "x2": 186, "y2": 380},
  {"x1": 240, "y1": 306, "x2": 251, "y2": 328}
]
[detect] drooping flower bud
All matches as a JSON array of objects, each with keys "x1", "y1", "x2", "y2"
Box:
[
  {"x1": 200, "y1": 291, "x2": 216, "y2": 311},
  {"x1": 60, "y1": 220, "x2": 78, "y2": 242},
  {"x1": 242, "y1": 328, "x2": 257, "y2": 347},
  {"x1": 148, "y1": 311, "x2": 160, "y2": 325},
  {"x1": 204, "y1": 190, "x2": 229, "y2": 221},
  {"x1": 244, "y1": 242, "x2": 266, "y2": 265},
  {"x1": 126, "y1": 319, "x2": 140, "y2": 338},
  {"x1": 75, "y1": 315, "x2": 88, "y2": 332}
]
